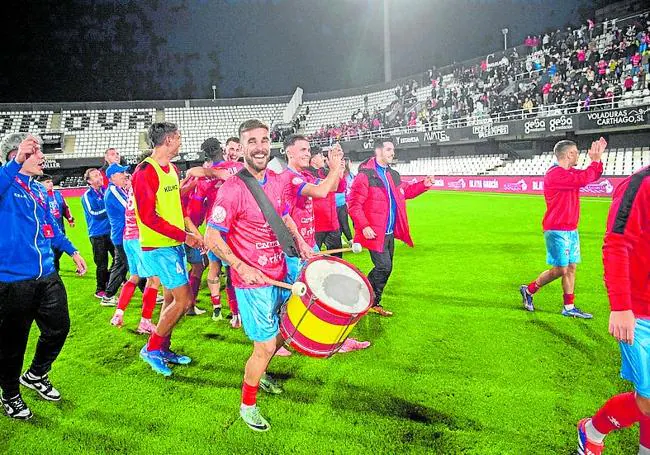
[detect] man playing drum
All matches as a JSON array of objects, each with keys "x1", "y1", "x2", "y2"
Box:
[{"x1": 204, "y1": 119, "x2": 313, "y2": 432}]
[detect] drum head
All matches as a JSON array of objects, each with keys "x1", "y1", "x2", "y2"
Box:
[{"x1": 304, "y1": 258, "x2": 371, "y2": 314}]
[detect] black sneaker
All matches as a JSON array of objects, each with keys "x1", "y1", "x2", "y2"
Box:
[
  {"x1": 1, "y1": 394, "x2": 33, "y2": 420},
  {"x1": 19, "y1": 372, "x2": 61, "y2": 401}
]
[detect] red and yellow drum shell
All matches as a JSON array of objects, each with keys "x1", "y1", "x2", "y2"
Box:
[{"x1": 279, "y1": 256, "x2": 374, "y2": 358}]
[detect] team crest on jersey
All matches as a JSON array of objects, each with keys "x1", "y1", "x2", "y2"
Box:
[
  {"x1": 257, "y1": 255, "x2": 269, "y2": 266},
  {"x1": 292, "y1": 177, "x2": 304, "y2": 186},
  {"x1": 212, "y1": 206, "x2": 227, "y2": 223}
]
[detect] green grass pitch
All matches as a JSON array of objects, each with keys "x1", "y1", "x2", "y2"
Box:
[{"x1": 0, "y1": 191, "x2": 638, "y2": 454}]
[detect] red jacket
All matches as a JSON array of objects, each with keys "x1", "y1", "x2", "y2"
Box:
[
  {"x1": 348, "y1": 158, "x2": 428, "y2": 252},
  {"x1": 310, "y1": 167, "x2": 346, "y2": 233},
  {"x1": 542, "y1": 161, "x2": 603, "y2": 231},
  {"x1": 603, "y1": 167, "x2": 650, "y2": 317}
]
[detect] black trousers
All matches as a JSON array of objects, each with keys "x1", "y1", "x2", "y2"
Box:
[
  {"x1": 53, "y1": 248, "x2": 64, "y2": 272},
  {"x1": 315, "y1": 230, "x2": 343, "y2": 258},
  {"x1": 368, "y1": 234, "x2": 395, "y2": 306},
  {"x1": 90, "y1": 235, "x2": 114, "y2": 293},
  {"x1": 105, "y1": 244, "x2": 128, "y2": 298},
  {"x1": 337, "y1": 204, "x2": 353, "y2": 242},
  {"x1": 0, "y1": 273, "x2": 69, "y2": 397}
]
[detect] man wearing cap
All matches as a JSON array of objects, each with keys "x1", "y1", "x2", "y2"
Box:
[
  {"x1": 38, "y1": 174, "x2": 75, "y2": 271},
  {"x1": 0, "y1": 133, "x2": 87, "y2": 420},
  {"x1": 102, "y1": 163, "x2": 131, "y2": 306},
  {"x1": 81, "y1": 168, "x2": 115, "y2": 300}
]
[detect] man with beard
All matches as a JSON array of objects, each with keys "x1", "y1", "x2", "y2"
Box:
[
  {"x1": 204, "y1": 120, "x2": 313, "y2": 432},
  {"x1": 100, "y1": 148, "x2": 121, "y2": 189}
]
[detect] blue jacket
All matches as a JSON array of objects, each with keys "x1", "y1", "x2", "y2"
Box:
[
  {"x1": 47, "y1": 189, "x2": 71, "y2": 232},
  {"x1": 104, "y1": 183, "x2": 127, "y2": 246},
  {"x1": 0, "y1": 159, "x2": 77, "y2": 282},
  {"x1": 81, "y1": 186, "x2": 110, "y2": 237}
]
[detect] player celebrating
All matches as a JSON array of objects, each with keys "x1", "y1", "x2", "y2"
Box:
[
  {"x1": 348, "y1": 137, "x2": 434, "y2": 317},
  {"x1": 132, "y1": 122, "x2": 203, "y2": 377},
  {"x1": 576, "y1": 166, "x2": 650, "y2": 455},
  {"x1": 204, "y1": 119, "x2": 313, "y2": 432},
  {"x1": 520, "y1": 138, "x2": 606, "y2": 318}
]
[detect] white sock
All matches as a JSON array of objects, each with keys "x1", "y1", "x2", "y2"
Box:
[
  {"x1": 240, "y1": 403, "x2": 255, "y2": 411},
  {"x1": 564, "y1": 304, "x2": 575, "y2": 310},
  {"x1": 115, "y1": 309, "x2": 124, "y2": 316},
  {"x1": 585, "y1": 419, "x2": 606, "y2": 443},
  {"x1": 639, "y1": 446, "x2": 650, "y2": 455}
]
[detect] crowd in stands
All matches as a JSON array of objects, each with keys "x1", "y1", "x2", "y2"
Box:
[{"x1": 307, "y1": 13, "x2": 650, "y2": 144}]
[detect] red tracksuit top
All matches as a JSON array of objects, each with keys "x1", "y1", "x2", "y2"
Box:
[
  {"x1": 603, "y1": 167, "x2": 650, "y2": 317},
  {"x1": 542, "y1": 161, "x2": 603, "y2": 231}
]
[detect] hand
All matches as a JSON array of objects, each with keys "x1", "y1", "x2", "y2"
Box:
[
  {"x1": 72, "y1": 252, "x2": 87, "y2": 276},
  {"x1": 609, "y1": 310, "x2": 636, "y2": 345},
  {"x1": 327, "y1": 144, "x2": 344, "y2": 171},
  {"x1": 184, "y1": 232, "x2": 202, "y2": 249},
  {"x1": 15, "y1": 136, "x2": 40, "y2": 164},
  {"x1": 235, "y1": 262, "x2": 268, "y2": 286},
  {"x1": 362, "y1": 226, "x2": 377, "y2": 240},
  {"x1": 298, "y1": 241, "x2": 316, "y2": 260},
  {"x1": 423, "y1": 175, "x2": 435, "y2": 187},
  {"x1": 588, "y1": 136, "x2": 607, "y2": 162},
  {"x1": 69, "y1": 221, "x2": 75, "y2": 228}
]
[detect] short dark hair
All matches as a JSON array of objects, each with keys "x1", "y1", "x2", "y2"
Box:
[
  {"x1": 283, "y1": 134, "x2": 309, "y2": 150},
  {"x1": 553, "y1": 140, "x2": 577, "y2": 160},
  {"x1": 201, "y1": 137, "x2": 223, "y2": 161},
  {"x1": 238, "y1": 119, "x2": 268, "y2": 137},
  {"x1": 373, "y1": 137, "x2": 395, "y2": 150},
  {"x1": 38, "y1": 173, "x2": 53, "y2": 182},
  {"x1": 310, "y1": 145, "x2": 323, "y2": 157},
  {"x1": 225, "y1": 136, "x2": 240, "y2": 145},
  {"x1": 147, "y1": 122, "x2": 178, "y2": 148}
]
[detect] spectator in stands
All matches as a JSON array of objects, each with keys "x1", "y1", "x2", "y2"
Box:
[
  {"x1": 38, "y1": 174, "x2": 75, "y2": 272},
  {"x1": 81, "y1": 168, "x2": 115, "y2": 301},
  {"x1": 102, "y1": 163, "x2": 131, "y2": 307},
  {"x1": 100, "y1": 148, "x2": 121, "y2": 188},
  {"x1": 0, "y1": 133, "x2": 87, "y2": 420}
]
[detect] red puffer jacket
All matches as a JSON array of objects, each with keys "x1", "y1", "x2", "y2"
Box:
[{"x1": 348, "y1": 158, "x2": 428, "y2": 252}]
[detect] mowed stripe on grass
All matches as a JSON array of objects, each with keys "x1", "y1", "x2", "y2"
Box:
[{"x1": 0, "y1": 192, "x2": 637, "y2": 454}]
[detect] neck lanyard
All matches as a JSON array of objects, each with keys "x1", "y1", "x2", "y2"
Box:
[{"x1": 15, "y1": 177, "x2": 47, "y2": 210}]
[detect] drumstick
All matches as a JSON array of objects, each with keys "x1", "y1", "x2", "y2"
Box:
[
  {"x1": 318, "y1": 242, "x2": 363, "y2": 255},
  {"x1": 266, "y1": 278, "x2": 307, "y2": 297}
]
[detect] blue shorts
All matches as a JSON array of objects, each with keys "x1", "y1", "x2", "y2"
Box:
[
  {"x1": 206, "y1": 250, "x2": 223, "y2": 267},
  {"x1": 184, "y1": 244, "x2": 204, "y2": 265},
  {"x1": 235, "y1": 285, "x2": 290, "y2": 342},
  {"x1": 141, "y1": 245, "x2": 189, "y2": 290},
  {"x1": 123, "y1": 239, "x2": 149, "y2": 278},
  {"x1": 621, "y1": 319, "x2": 650, "y2": 398},
  {"x1": 544, "y1": 230, "x2": 581, "y2": 267},
  {"x1": 286, "y1": 245, "x2": 320, "y2": 284}
]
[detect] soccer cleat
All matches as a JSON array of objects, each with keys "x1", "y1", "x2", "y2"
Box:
[
  {"x1": 520, "y1": 285, "x2": 535, "y2": 311},
  {"x1": 100, "y1": 296, "x2": 117, "y2": 307},
  {"x1": 186, "y1": 305, "x2": 206, "y2": 316},
  {"x1": 259, "y1": 374, "x2": 283, "y2": 395},
  {"x1": 240, "y1": 406, "x2": 270, "y2": 432},
  {"x1": 275, "y1": 346, "x2": 292, "y2": 357},
  {"x1": 230, "y1": 314, "x2": 242, "y2": 329},
  {"x1": 19, "y1": 371, "x2": 61, "y2": 401},
  {"x1": 562, "y1": 307, "x2": 593, "y2": 319},
  {"x1": 161, "y1": 349, "x2": 192, "y2": 365},
  {"x1": 369, "y1": 305, "x2": 393, "y2": 317},
  {"x1": 94, "y1": 291, "x2": 106, "y2": 299},
  {"x1": 136, "y1": 319, "x2": 156, "y2": 335},
  {"x1": 577, "y1": 418, "x2": 604, "y2": 455},
  {"x1": 1, "y1": 394, "x2": 32, "y2": 420},
  {"x1": 139, "y1": 346, "x2": 172, "y2": 377},
  {"x1": 338, "y1": 337, "x2": 371, "y2": 353},
  {"x1": 110, "y1": 312, "x2": 124, "y2": 328},
  {"x1": 212, "y1": 306, "x2": 223, "y2": 322}
]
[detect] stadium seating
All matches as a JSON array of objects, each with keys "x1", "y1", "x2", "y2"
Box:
[{"x1": 0, "y1": 111, "x2": 52, "y2": 135}]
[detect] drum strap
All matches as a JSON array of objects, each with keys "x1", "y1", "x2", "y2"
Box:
[{"x1": 236, "y1": 168, "x2": 299, "y2": 258}]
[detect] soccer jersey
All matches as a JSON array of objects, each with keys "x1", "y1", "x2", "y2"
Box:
[
  {"x1": 187, "y1": 161, "x2": 244, "y2": 227},
  {"x1": 542, "y1": 161, "x2": 603, "y2": 231},
  {"x1": 207, "y1": 169, "x2": 289, "y2": 289},
  {"x1": 281, "y1": 167, "x2": 317, "y2": 248},
  {"x1": 123, "y1": 188, "x2": 140, "y2": 241}
]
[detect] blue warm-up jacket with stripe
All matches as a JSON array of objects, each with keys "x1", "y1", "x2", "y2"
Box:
[
  {"x1": 81, "y1": 186, "x2": 110, "y2": 238},
  {"x1": 0, "y1": 159, "x2": 77, "y2": 282},
  {"x1": 104, "y1": 183, "x2": 127, "y2": 246}
]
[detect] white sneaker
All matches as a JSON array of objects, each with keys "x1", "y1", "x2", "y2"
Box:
[{"x1": 100, "y1": 296, "x2": 117, "y2": 307}]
